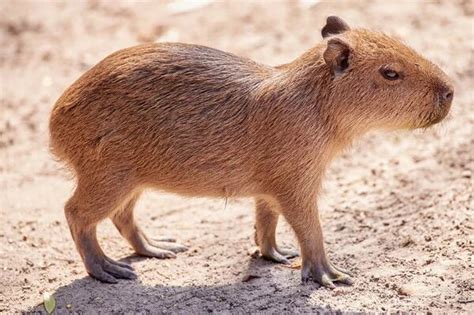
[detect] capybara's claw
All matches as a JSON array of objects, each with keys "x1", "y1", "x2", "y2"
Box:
[
  {"x1": 261, "y1": 247, "x2": 291, "y2": 264},
  {"x1": 86, "y1": 256, "x2": 137, "y2": 283},
  {"x1": 301, "y1": 260, "x2": 353, "y2": 289},
  {"x1": 103, "y1": 259, "x2": 138, "y2": 280},
  {"x1": 105, "y1": 256, "x2": 134, "y2": 270},
  {"x1": 89, "y1": 268, "x2": 119, "y2": 284},
  {"x1": 148, "y1": 240, "x2": 188, "y2": 254},
  {"x1": 330, "y1": 261, "x2": 353, "y2": 277},
  {"x1": 136, "y1": 244, "x2": 177, "y2": 259},
  {"x1": 277, "y1": 247, "x2": 299, "y2": 259},
  {"x1": 154, "y1": 236, "x2": 177, "y2": 243}
]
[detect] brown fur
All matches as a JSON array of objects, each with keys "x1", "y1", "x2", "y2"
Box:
[{"x1": 49, "y1": 17, "x2": 454, "y2": 287}]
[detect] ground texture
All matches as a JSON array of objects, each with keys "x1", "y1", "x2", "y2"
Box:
[{"x1": 1, "y1": 0, "x2": 473, "y2": 313}]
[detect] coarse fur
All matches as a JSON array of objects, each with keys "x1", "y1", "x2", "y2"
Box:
[{"x1": 49, "y1": 16, "x2": 454, "y2": 287}]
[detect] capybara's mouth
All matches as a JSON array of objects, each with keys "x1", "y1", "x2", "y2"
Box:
[{"x1": 421, "y1": 109, "x2": 449, "y2": 128}]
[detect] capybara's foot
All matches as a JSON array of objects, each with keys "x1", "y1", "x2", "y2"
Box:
[
  {"x1": 105, "y1": 256, "x2": 134, "y2": 270},
  {"x1": 277, "y1": 247, "x2": 299, "y2": 259},
  {"x1": 85, "y1": 254, "x2": 137, "y2": 283},
  {"x1": 301, "y1": 259, "x2": 353, "y2": 289},
  {"x1": 134, "y1": 236, "x2": 188, "y2": 258},
  {"x1": 135, "y1": 244, "x2": 176, "y2": 259},
  {"x1": 260, "y1": 245, "x2": 298, "y2": 264},
  {"x1": 261, "y1": 247, "x2": 290, "y2": 264},
  {"x1": 148, "y1": 239, "x2": 188, "y2": 254}
]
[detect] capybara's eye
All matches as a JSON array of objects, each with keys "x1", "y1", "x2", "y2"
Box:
[{"x1": 380, "y1": 68, "x2": 400, "y2": 80}]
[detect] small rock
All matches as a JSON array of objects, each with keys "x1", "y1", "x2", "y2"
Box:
[
  {"x1": 398, "y1": 285, "x2": 414, "y2": 296},
  {"x1": 401, "y1": 236, "x2": 415, "y2": 247},
  {"x1": 242, "y1": 274, "x2": 261, "y2": 282}
]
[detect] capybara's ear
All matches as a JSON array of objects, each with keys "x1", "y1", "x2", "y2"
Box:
[
  {"x1": 323, "y1": 37, "x2": 351, "y2": 76},
  {"x1": 321, "y1": 16, "x2": 351, "y2": 38}
]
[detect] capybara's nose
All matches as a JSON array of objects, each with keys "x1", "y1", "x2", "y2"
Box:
[{"x1": 439, "y1": 85, "x2": 454, "y2": 106}]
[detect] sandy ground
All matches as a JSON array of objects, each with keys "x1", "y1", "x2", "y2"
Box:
[{"x1": 1, "y1": 0, "x2": 473, "y2": 313}]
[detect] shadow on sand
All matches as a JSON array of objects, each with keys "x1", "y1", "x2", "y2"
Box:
[{"x1": 24, "y1": 255, "x2": 351, "y2": 314}]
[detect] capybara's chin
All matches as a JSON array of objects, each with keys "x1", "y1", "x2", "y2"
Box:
[{"x1": 419, "y1": 102, "x2": 452, "y2": 129}]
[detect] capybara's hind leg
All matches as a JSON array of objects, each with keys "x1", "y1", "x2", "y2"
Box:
[
  {"x1": 254, "y1": 198, "x2": 299, "y2": 264},
  {"x1": 65, "y1": 180, "x2": 137, "y2": 283},
  {"x1": 112, "y1": 193, "x2": 188, "y2": 258}
]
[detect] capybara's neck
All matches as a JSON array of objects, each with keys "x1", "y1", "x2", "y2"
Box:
[{"x1": 259, "y1": 45, "x2": 366, "y2": 152}]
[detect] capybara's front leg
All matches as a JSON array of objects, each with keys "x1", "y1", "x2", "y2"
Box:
[
  {"x1": 254, "y1": 198, "x2": 299, "y2": 264},
  {"x1": 277, "y1": 192, "x2": 353, "y2": 289}
]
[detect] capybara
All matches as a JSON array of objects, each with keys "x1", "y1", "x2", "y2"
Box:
[{"x1": 49, "y1": 16, "x2": 454, "y2": 288}]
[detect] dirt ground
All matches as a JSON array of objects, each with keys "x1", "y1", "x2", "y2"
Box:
[{"x1": 0, "y1": 0, "x2": 473, "y2": 313}]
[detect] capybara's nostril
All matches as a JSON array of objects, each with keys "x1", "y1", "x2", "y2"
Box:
[
  {"x1": 444, "y1": 90, "x2": 453, "y2": 102},
  {"x1": 439, "y1": 86, "x2": 454, "y2": 105}
]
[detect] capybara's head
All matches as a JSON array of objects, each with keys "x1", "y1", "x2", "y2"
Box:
[{"x1": 321, "y1": 16, "x2": 454, "y2": 131}]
